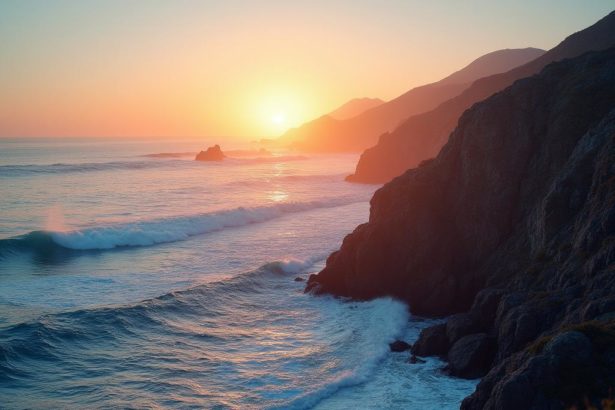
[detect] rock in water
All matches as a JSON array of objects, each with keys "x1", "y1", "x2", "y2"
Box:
[
  {"x1": 389, "y1": 340, "x2": 412, "y2": 352},
  {"x1": 411, "y1": 324, "x2": 449, "y2": 357},
  {"x1": 195, "y1": 145, "x2": 225, "y2": 161}
]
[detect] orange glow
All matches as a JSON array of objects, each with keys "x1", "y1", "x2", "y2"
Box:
[{"x1": 2, "y1": 2, "x2": 612, "y2": 139}]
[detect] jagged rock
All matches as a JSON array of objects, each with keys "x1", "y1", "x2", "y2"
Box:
[
  {"x1": 463, "y1": 323, "x2": 615, "y2": 410},
  {"x1": 446, "y1": 313, "x2": 482, "y2": 345},
  {"x1": 411, "y1": 323, "x2": 448, "y2": 357},
  {"x1": 389, "y1": 340, "x2": 412, "y2": 352},
  {"x1": 195, "y1": 145, "x2": 225, "y2": 161},
  {"x1": 543, "y1": 331, "x2": 592, "y2": 366},
  {"x1": 446, "y1": 333, "x2": 496, "y2": 378},
  {"x1": 470, "y1": 288, "x2": 505, "y2": 329}
]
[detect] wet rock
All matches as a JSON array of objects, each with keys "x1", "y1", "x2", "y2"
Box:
[
  {"x1": 294, "y1": 277, "x2": 305, "y2": 282},
  {"x1": 411, "y1": 324, "x2": 448, "y2": 357},
  {"x1": 389, "y1": 340, "x2": 412, "y2": 352},
  {"x1": 446, "y1": 312, "x2": 482, "y2": 345},
  {"x1": 447, "y1": 333, "x2": 496, "y2": 379}
]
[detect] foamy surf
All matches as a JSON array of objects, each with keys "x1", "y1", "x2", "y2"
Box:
[{"x1": 275, "y1": 297, "x2": 410, "y2": 410}]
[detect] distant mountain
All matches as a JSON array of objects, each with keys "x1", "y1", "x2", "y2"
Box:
[
  {"x1": 309, "y1": 46, "x2": 615, "y2": 409},
  {"x1": 328, "y1": 97, "x2": 385, "y2": 120},
  {"x1": 276, "y1": 48, "x2": 545, "y2": 152},
  {"x1": 437, "y1": 47, "x2": 545, "y2": 85},
  {"x1": 348, "y1": 11, "x2": 615, "y2": 183}
]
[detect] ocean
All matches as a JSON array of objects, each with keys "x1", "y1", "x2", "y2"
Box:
[{"x1": 0, "y1": 138, "x2": 476, "y2": 409}]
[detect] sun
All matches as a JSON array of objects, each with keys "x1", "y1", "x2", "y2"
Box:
[{"x1": 271, "y1": 113, "x2": 286, "y2": 125}]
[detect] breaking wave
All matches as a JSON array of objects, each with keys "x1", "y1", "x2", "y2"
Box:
[{"x1": 0, "y1": 195, "x2": 368, "y2": 255}]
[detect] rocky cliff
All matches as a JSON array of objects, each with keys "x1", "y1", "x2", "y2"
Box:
[
  {"x1": 307, "y1": 48, "x2": 615, "y2": 408},
  {"x1": 348, "y1": 11, "x2": 615, "y2": 183}
]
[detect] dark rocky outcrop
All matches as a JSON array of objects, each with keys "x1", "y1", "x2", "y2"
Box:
[
  {"x1": 195, "y1": 145, "x2": 225, "y2": 161},
  {"x1": 411, "y1": 324, "x2": 449, "y2": 357},
  {"x1": 389, "y1": 340, "x2": 412, "y2": 352},
  {"x1": 347, "y1": 11, "x2": 615, "y2": 183},
  {"x1": 307, "y1": 46, "x2": 615, "y2": 408},
  {"x1": 446, "y1": 333, "x2": 496, "y2": 378},
  {"x1": 275, "y1": 48, "x2": 544, "y2": 153}
]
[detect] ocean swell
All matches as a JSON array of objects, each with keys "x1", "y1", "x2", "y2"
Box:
[
  {"x1": 0, "y1": 155, "x2": 308, "y2": 178},
  {"x1": 0, "y1": 258, "x2": 321, "y2": 378},
  {"x1": 0, "y1": 195, "x2": 369, "y2": 255}
]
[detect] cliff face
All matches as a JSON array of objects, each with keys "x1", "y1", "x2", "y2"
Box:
[
  {"x1": 307, "y1": 49, "x2": 615, "y2": 407},
  {"x1": 348, "y1": 11, "x2": 615, "y2": 183},
  {"x1": 276, "y1": 48, "x2": 545, "y2": 153}
]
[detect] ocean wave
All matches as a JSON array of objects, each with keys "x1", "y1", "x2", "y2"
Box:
[
  {"x1": 0, "y1": 196, "x2": 368, "y2": 255},
  {"x1": 0, "y1": 257, "x2": 412, "y2": 407},
  {"x1": 275, "y1": 297, "x2": 409, "y2": 410},
  {"x1": 0, "y1": 160, "x2": 183, "y2": 177},
  {"x1": 0, "y1": 257, "x2": 321, "y2": 375},
  {"x1": 1, "y1": 155, "x2": 309, "y2": 177},
  {"x1": 142, "y1": 152, "x2": 195, "y2": 158}
]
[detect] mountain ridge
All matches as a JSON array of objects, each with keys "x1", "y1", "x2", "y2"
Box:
[
  {"x1": 328, "y1": 97, "x2": 385, "y2": 120},
  {"x1": 276, "y1": 47, "x2": 545, "y2": 152},
  {"x1": 348, "y1": 10, "x2": 615, "y2": 183}
]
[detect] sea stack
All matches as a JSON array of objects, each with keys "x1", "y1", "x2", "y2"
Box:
[{"x1": 195, "y1": 145, "x2": 225, "y2": 161}]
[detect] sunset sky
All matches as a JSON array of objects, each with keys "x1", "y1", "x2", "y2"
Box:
[{"x1": 0, "y1": 0, "x2": 613, "y2": 139}]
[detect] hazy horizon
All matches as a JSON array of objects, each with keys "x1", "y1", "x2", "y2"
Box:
[{"x1": 1, "y1": 1, "x2": 613, "y2": 139}]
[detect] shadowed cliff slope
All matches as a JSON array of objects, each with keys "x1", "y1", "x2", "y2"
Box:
[
  {"x1": 348, "y1": 10, "x2": 615, "y2": 183},
  {"x1": 308, "y1": 48, "x2": 615, "y2": 408},
  {"x1": 276, "y1": 48, "x2": 544, "y2": 152}
]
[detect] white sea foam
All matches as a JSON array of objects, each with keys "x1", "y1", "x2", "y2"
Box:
[
  {"x1": 49, "y1": 196, "x2": 368, "y2": 250},
  {"x1": 278, "y1": 297, "x2": 409, "y2": 410}
]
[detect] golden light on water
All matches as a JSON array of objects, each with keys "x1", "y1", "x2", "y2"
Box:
[{"x1": 268, "y1": 190, "x2": 289, "y2": 202}]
